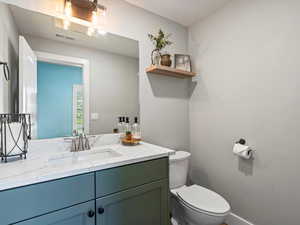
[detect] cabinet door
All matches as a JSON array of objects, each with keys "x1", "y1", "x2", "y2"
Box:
[
  {"x1": 16, "y1": 201, "x2": 96, "y2": 225},
  {"x1": 96, "y1": 179, "x2": 169, "y2": 225},
  {"x1": 0, "y1": 173, "x2": 94, "y2": 225}
]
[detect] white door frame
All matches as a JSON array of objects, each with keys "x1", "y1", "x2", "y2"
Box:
[
  {"x1": 19, "y1": 36, "x2": 38, "y2": 138},
  {"x1": 35, "y1": 51, "x2": 90, "y2": 134}
]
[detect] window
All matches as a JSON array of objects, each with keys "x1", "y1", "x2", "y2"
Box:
[{"x1": 73, "y1": 85, "x2": 84, "y2": 134}]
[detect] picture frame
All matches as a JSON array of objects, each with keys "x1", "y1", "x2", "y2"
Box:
[{"x1": 174, "y1": 54, "x2": 192, "y2": 72}]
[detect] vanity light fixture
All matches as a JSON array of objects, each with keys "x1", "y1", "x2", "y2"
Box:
[{"x1": 63, "y1": 0, "x2": 107, "y2": 36}]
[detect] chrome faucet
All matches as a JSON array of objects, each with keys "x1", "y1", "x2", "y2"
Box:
[
  {"x1": 77, "y1": 133, "x2": 91, "y2": 152},
  {"x1": 65, "y1": 130, "x2": 91, "y2": 152},
  {"x1": 83, "y1": 134, "x2": 91, "y2": 150}
]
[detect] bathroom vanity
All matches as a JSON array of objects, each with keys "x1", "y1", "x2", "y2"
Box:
[{"x1": 0, "y1": 135, "x2": 173, "y2": 225}]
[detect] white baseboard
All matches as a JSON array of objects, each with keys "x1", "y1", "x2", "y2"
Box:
[{"x1": 225, "y1": 213, "x2": 255, "y2": 225}]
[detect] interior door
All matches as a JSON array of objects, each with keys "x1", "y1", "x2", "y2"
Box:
[{"x1": 19, "y1": 35, "x2": 37, "y2": 138}]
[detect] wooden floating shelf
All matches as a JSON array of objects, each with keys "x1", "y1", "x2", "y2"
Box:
[{"x1": 146, "y1": 65, "x2": 196, "y2": 78}]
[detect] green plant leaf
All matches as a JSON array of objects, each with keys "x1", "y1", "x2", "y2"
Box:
[{"x1": 148, "y1": 29, "x2": 172, "y2": 51}]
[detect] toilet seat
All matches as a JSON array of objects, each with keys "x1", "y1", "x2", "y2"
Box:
[{"x1": 174, "y1": 185, "x2": 231, "y2": 217}]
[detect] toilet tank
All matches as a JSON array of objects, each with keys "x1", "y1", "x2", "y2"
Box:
[{"x1": 169, "y1": 151, "x2": 191, "y2": 189}]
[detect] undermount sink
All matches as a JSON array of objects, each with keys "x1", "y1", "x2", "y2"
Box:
[{"x1": 47, "y1": 148, "x2": 122, "y2": 166}]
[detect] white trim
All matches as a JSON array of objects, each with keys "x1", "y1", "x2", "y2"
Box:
[
  {"x1": 226, "y1": 213, "x2": 255, "y2": 225},
  {"x1": 35, "y1": 51, "x2": 85, "y2": 67},
  {"x1": 35, "y1": 51, "x2": 90, "y2": 134}
]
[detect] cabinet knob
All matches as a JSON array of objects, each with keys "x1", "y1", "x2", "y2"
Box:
[
  {"x1": 98, "y1": 207, "x2": 105, "y2": 214},
  {"x1": 87, "y1": 210, "x2": 95, "y2": 218}
]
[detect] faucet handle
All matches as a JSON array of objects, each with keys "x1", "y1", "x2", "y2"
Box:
[
  {"x1": 72, "y1": 129, "x2": 78, "y2": 137},
  {"x1": 72, "y1": 138, "x2": 78, "y2": 152},
  {"x1": 64, "y1": 137, "x2": 78, "y2": 152},
  {"x1": 84, "y1": 134, "x2": 91, "y2": 150}
]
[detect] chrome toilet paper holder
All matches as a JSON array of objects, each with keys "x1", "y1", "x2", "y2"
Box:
[{"x1": 236, "y1": 138, "x2": 246, "y2": 145}]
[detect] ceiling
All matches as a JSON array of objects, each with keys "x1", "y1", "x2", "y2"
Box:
[
  {"x1": 9, "y1": 5, "x2": 139, "y2": 58},
  {"x1": 125, "y1": 0, "x2": 232, "y2": 26}
]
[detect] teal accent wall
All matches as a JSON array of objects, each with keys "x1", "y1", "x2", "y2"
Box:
[{"x1": 37, "y1": 61, "x2": 83, "y2": 139}]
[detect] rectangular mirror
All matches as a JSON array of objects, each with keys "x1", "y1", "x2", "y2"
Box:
[{"x1": 0, "y1": 3, "x2": 139, "y2": 139}]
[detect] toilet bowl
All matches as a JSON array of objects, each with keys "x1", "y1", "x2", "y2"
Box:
[{"x1": 169, "y1": 151, "x2": 231, "y2": 225}]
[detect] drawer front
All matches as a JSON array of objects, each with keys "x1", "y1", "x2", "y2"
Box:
[
  {"x1": 0, "y1": 173, "x2": 94, "y2": 225},
  {"x1": 96, "y1": 157, "x2": 168, "y2": 198}
]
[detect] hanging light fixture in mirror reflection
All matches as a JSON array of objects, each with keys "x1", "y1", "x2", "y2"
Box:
[
  {"x1": 63, "y1": 0, "x2": 107, "y2": 36},
  {"x1": 63, "y1": 0, "x2": 72, "y2": 30},
  {"x1": 87, "y1": 9, "x2": 98, "y2": 36}
]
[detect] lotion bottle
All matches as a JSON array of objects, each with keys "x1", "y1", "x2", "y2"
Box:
[
  {"x1": 132, "y1": 117, "x2": 141, "y2": 141},
  {"x1": 125, "y1": 117, "x2": 131, "y2": 133},
  {"x1": 117, "y1": 117, "x2": 123, "y2": 134}
]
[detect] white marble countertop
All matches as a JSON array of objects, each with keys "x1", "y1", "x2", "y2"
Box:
[{"x1": 0, "y1": 135, "x2": 174, "y2": 191}]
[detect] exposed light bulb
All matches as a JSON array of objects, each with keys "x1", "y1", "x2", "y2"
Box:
[
  {"x1": 92, "y1": 10, "x2": 98, "y2": 26},
  {"x1": 98, "y1": 7, "x2": 107, "y2": 28},
  {"x1": 64, "y1": 0, "x2": 72, "y2": 17},
  {"x1": 87, "y1": 27, "x2": 95, "y2": 36}
]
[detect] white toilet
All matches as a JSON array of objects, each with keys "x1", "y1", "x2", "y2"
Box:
[{"x1": 169, "y1": 151, "x2": 231, "y2": 225}]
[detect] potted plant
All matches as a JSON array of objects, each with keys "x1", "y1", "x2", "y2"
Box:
[{"x1": 148, "y1": 29, "x2": 172, "y2": 66}]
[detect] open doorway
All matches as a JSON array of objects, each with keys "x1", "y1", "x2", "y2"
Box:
[
  {"x1": 18, "y1": 36, "x2": 90, "y2": 139},
  {"x1": 37, "y1": 61, "x2": 83, "y2": 139},
  {"x1": 35, "y1": 51, "x2": 90, "y2": 139}
]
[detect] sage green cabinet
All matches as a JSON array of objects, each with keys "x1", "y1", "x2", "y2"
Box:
[
  {"x1": 0, "y1": 173, "x2": 94, "y2": 225},
  {"x1": 96, "y1": 158, "x2": 168, "y2": 197},
  {"x1": 1, "y1": 158, "x2": 169, "y2": 225},
  {"x1": 96, "y1": 180, "x2": 169, "y2": 225},
  {"x1": 15, "y1": 201, "x2": 95, "y2": 225}
]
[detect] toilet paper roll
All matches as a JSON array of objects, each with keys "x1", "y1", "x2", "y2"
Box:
[
  {"x1": 239, "y1": 149, "x2": 253, "y2": 159},
  {"x1": 233, "y1": 143, "x2": 250, "y2": 154},
  {"x1": 233, "y1": 143, "x2": 252, "y2": 159}
]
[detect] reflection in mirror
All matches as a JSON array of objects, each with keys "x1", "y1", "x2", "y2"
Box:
[{"x1": 0, "y1": 3, "x2": 139, "y2": 139}]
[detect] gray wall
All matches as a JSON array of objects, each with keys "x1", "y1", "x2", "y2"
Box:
[
  {"x1": 25, "y1": 35, "x2": 139, "y2": 134},
  {"x1": 188, "y1": 0, "x2": 300, "y2": 225},
  {"x1": 0, "y1": 2, "x2": 19, "y2": 113}
]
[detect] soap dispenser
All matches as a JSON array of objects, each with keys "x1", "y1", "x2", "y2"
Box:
[
  {"x1": 117, "y1": 117, "x2": 124, "y2": 136},
  {"x1": 125, "y1": 117, "x2": 131, "y2": 132},
  {"x1": 132, "y1": 117, "x2": 141, "y2": 141}
]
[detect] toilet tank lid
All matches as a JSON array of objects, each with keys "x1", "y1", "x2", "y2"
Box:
[{"x1": 169, "y1": 151, "x2": 191, "y2": 162}]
